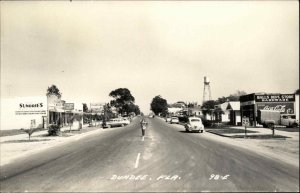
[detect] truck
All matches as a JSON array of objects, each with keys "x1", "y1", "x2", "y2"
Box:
[{"x1": 257, "y1": 110, "x2": 299, "y2": 128}]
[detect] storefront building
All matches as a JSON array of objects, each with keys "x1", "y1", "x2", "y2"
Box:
[
  {"x1": 47, "y1": 94, "x2": 65, "y2": 127},
  {"x1": 1, "y1": 96, "x2": 48, "y2": 130},
  {"x1": 240, "y1": 93, "x2": 296, "y2": 127},
  {"x1": 226, "y1": 101, "x2": 241, "y2": 125},
  {"x1": 1, "y1": 95, "x2": 83, "y2": 131}
]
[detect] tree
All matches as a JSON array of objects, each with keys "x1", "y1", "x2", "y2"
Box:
[
  {"x1": 20, "y1": 128, "x2": 40, "y2": 141},
  {"x1": 213, "y1": 107, "x2": 224, "y2": 123},
  {"x1": 217, "y1": 90, "x2": 247, "y2": 104},
  {"x1": 46, "y1": 85, "x2": 62, "y2": 98},
  {"x1": 123, "y1": 102, "x2": 140, "y2": 115},
  {"x1": 109, "y1": 88, "x2": 135, "y2": 115},
  {"x1": 201, "y1": 100, "x2": 218, "y2": 116},
  {"x1": 150, "y1": 95, "x2": 168, "y2": 116}
]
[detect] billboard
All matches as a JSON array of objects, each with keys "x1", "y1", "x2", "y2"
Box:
[
  {"x1": 64, "y1": 103, "x2": 74, "y2": 111},
  {"x1": 90, "y1": 103, "x2": 105, "y2": 112},
  {"x1": 256, "y1": 102, "x2": 295, "y2": 114},
  {"x1": 48, "y1": 95, "x2": 64, "y2": 112}
]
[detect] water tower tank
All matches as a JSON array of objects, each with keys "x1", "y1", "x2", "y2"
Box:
[{"x1": 204, "y1": 76, "x2": 210, "y2": 84}]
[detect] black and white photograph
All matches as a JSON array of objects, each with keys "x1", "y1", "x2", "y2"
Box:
[{"x1": 0, "y1": 0, "x2": 299, "y2": 192}]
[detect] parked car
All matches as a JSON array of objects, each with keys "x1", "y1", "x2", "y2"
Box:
[
  {"x1": 103, "y1": 118, "x2": 125, "y2": 128},
  {"x1": 165, "y1": 117, "x2": 172, "y2": 122},
  {"x1": 170, "y1": 117, "x2": 179, "y2": 124},
  {"x1": 120, "y1": 117, "x2": 130, "y2": 125},
  {"x1": 185, "y1": 117, "x2": 205, "y2": 133}
]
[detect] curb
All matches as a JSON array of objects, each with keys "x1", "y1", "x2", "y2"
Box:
[
  {"x1": 206, "y1": 130, "x2": 289, "y2": 139},
  {"x1": 206, "y1": 130, "x2": 232, "y2": 138}
]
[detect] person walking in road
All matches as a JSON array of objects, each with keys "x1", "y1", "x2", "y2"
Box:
[{"x1": 140, "y1": 117, "x2": 148, "y2": 136}]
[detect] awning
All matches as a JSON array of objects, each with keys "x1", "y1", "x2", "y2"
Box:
[{"x1": 49, "y1": 108, "x2": 65, "y2": 113}]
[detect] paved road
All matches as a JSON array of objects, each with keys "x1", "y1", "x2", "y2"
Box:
[{"x1": 1, "y1": 117, "x2": 299, "y2": 192}]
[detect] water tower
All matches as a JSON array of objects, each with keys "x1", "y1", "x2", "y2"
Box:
[{"x1": 203, "y1": 76, "x2": 212, "y2": 103}]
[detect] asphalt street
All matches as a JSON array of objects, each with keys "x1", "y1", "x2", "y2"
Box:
[{"x1": 0, "y1": 117, "x2": 299, "y2": 192}]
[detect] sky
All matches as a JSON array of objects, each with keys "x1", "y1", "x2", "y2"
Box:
[{"x1": 1, "y1": 1, "x2": 299, "y2": 114}]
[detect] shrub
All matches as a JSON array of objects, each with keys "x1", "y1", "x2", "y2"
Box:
[
  {"x1": 201, "y1": 119, "x2": 222, "y2": 128},
  {"x1": 48, "y1": 124, "x2": 60, "y2": 136}
]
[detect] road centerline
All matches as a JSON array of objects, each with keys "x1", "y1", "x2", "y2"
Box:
[{"x1": 135, "y1": 153, "x2": 141, "y2": 168}]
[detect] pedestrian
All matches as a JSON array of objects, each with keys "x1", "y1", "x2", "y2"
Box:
[{"x1": 140, "y1": 117, "x2": 147, "y2": 136}]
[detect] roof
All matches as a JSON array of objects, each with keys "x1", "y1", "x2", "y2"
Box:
[
  {"x1": 226, "y1": 101, "x2": 240, "y2": 111},
  {"x1": 217, "y1": 102, "x2": 229, "y2": 111}
]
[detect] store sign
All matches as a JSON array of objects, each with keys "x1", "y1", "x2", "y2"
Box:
[
  {"x1": 90, "y1": 103, "x2": 105, "y2": 112},
  {"x1": 255, "y1": 94, "x2": 295, "y2": 102},
  {"x1": 15, "y1": 97, "x2": 47, "y2": 115},
  {"x1": 257, "y1": 103, "x2": 294, "y2": 114},
  {"x1": 240, "y1": 101, "x2": 255, "y2": 106},
  {"x1": 64, "y1": 103, "x2": 74, "y2": 110},
  {"x1": 48, "y1": 100, "x2": 63, "y2": 108},
  {"x1": 242, "y1": 117, "x2": 250, "y2": 126},
  {"x1": 48, "y1": 95, "x2": 64, "y2": 112}
]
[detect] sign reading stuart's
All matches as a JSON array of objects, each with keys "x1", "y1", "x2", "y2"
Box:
[
  {"x1": 15, "y1": 97, "x2": 47, "y2": 115},
  {"x1": 255, "y1": 94, "x2": 295, "y2": 102},
  {"x1": 19, "y1": 103, "x2": 44, "y2": 108}
]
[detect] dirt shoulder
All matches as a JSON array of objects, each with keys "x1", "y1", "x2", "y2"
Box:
[{"x1": 0, "y1": 125, "x2": 102, "y2": 166}]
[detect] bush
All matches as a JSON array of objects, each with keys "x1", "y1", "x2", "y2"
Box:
[
  {"x1": 201, "y1": 119, "x2": 221, "y2": 128},
  {"x1": 48, "y1": 124, "x2": 60, "y2": 136}
]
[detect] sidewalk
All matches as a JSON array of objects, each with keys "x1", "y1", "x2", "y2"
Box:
[{"x1": 206, "y1": 126, "x2": 299, "y2": 139}]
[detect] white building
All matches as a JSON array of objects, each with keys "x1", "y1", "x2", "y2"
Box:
[
  {"x1": 1, "y1": 96, "x2": 47, "y2": 130},
  {"x1": 215, "y1": 101, "x2": 241, "y2": 125},
  {"x1": 1, "y1": 95, "x2": 84, "y2": 131}
]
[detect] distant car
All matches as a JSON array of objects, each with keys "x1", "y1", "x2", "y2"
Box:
[
  {"x1": 165, "y1": 117, "x2": 172, "y2": 122},
  {"x1": 185, "y1": 117, "x2": 205, "y2": 133},
  {"x1": 120, "y1": 117, "x2": 130, "y2": 125},
  {"x1": 103, "y1": 118, "x2": 125, "y2": 128},
  {"x1": 170, "y1": 117, "x2": 179, "y2": 124}
]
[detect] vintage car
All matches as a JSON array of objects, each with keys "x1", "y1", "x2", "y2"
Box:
[
  {"x1": 170, "y1": 117, "x2": 179, "y2": 124},
  {"x1": 120, "y1": 117, "x2": 130, "y2": 125},
  {"x1": 184, "y1": 117, "x2": 205, "y2": 133},
  {"x1": 103, "y1": 118, "x2": 126, "y2": 128},
  {"x1": 165, "y1": 117, "x2": 172, "y2": 122}
]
